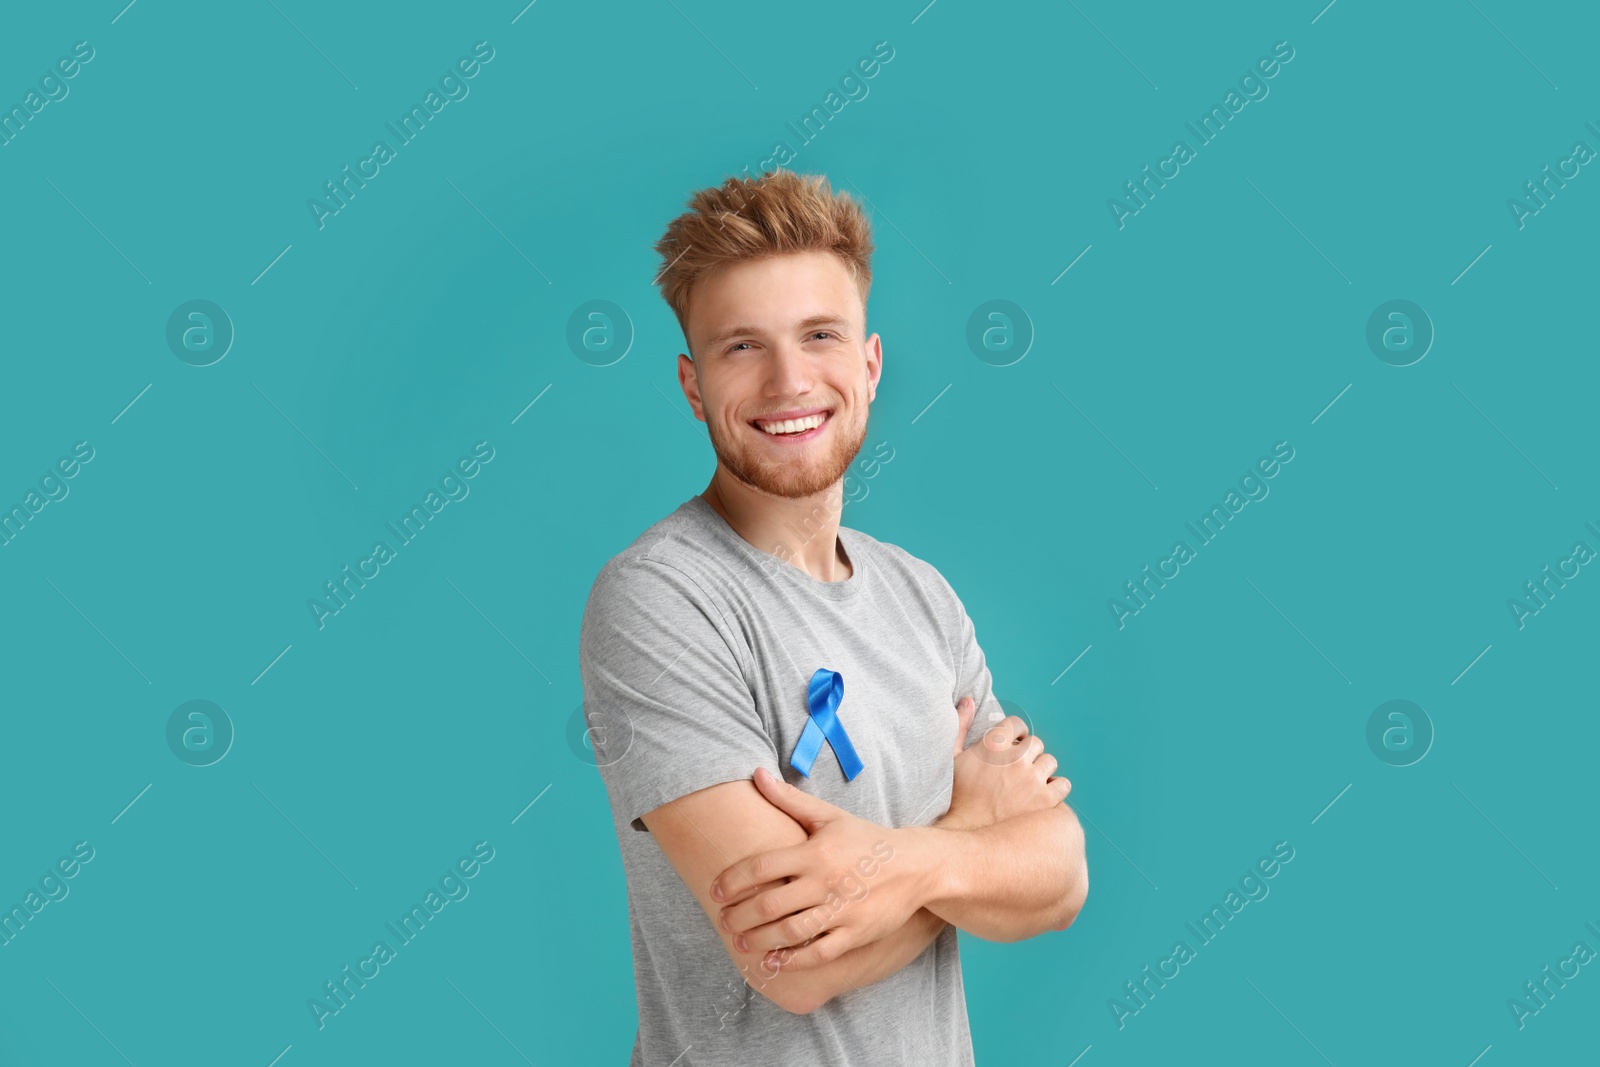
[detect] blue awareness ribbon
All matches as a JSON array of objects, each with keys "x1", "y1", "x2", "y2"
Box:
[{"x1": 788, "y1": 668, "x2": 864, "y2": 781}]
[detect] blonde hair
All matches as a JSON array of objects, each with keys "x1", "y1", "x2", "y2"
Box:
[{"x1": 653, "y1": 169, "x2": 874, "y2": 346}]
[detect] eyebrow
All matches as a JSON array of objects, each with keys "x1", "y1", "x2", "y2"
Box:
[{"x1": 701, "y1": 314, "x2": 851, "y2": 349}]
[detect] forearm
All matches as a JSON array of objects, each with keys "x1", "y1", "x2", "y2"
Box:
[
  {"x1": 746, "y1": 905, "x2": 948, "y2": 1015},
  {"x1": 912, "y1": 804, "x2": 1088, "y2": 942}
]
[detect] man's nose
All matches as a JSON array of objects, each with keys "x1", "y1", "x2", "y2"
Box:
[{"x1": 764, "y1": 342, "x2": 816, "y2": 395}]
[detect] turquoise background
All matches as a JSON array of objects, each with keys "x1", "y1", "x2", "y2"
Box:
[{"x1": 2, "y1": 0, "x2": 1596, "y2": 1063}]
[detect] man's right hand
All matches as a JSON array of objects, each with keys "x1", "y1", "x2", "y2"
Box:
[{"x1": 940, "y1": 696, "x2": 1071, "y2": 830}]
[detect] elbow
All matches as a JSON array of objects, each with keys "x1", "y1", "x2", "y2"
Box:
[
  {"x1": 1051, "y1": 814, "x2": 1090, "y2": 932},
  {"x1": 1052, "y1": 878, "x2": 1088, "y2": 932},
  {"x1": 790, "y1": 970, "x2": 845, "y2": 1015},
  {"x1": 758, "y1": 976, "x2": 827, "y2": 1016},
  {"x1": 781, "y1": 987, "x2": 825, "y2": 1016},
  {"x1": 790, "y1": 994, "x2": 823, "y2": 1016},
  {"x1": 738, "y1": 947, "x2": 832, "y2": 1015}
]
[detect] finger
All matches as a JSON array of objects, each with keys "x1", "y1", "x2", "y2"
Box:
[
  {"x1": 736, "y1": 895, "x2": 839, "y2": 955},
  {"x1": 752, "y1": 765, "x2": 841, "y2": 832},
  {"x1": 953, "y1": 696, "x2": 976, "y2": 756},
  {"x1": 712, "y1": 844, "x2": 810, "y2": 903},
  {"x1": 987, "y1": 725, "x2": 1038, "y2": 767},
  {"x1": 720, "y1": 879, "x2": 820, "y2": 939},
  {"x1": 978, "y1": 715, "x2": 1028, "y2": 751},
  {"x1": 714, "y1": 875, "x2": 789, "y2": 908},
  {"x1": 758, "y1": 928, "x2": 854, "y2": 974}
]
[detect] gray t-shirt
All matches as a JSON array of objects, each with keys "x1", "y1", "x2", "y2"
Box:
[{"x1": 579, "y1": 495, "x2": 1001, "y2": 1066}]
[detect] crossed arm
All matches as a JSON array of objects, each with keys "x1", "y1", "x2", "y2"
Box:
[
  {"x1": 916, "y1": 803, "x2": 1088, "y2": 941},
  {"x1": 642, "y1": 771, "x2": 1088, "y2": 1016},
  {"x1": 642, "y1": 779, "x2": 941, "y2": 1016},
  {"x1": 769, "y1": 803, "x2": 1089, "y2": 1011}
]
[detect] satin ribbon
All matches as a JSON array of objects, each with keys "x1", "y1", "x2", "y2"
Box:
[{"x1": 788, "y1": 668, "x2": 863, "y2": 781}]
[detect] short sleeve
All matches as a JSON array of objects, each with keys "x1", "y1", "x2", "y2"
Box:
[
  {"x1": 916, "y1": 562, "x2": 1004, "y2": 751},
  {"x1": 579, "y1": 558, "x2": 781, "y2": 832}
]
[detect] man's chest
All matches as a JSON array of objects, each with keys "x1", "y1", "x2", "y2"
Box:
[{"x1": 739, "y1": 597, "x2": 960, "y2": 829}]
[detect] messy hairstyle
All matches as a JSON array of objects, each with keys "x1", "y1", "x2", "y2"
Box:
[{"x1": 653, "y1": 169, "x2": 875, "y2": 347}]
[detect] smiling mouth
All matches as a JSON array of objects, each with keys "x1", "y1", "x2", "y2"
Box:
[{"x1": 751, "y1": 410, "x2": 833, "y2": 437}]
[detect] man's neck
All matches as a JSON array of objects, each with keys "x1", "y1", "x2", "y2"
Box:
[{"x1": 701, "y1": 475, "x2": 852, "y2": 583}]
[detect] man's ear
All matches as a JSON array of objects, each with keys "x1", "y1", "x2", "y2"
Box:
[
  {"x1": 678, "y1": 351, "x2": 706, "y2": 420},
  {"x1": 865, "y1": 332, "x2": 882, "y2": 403}
]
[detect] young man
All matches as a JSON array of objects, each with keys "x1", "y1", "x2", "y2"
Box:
[{"x1": 579, "y1": 170, "x2": 1088, "y2": 1066}]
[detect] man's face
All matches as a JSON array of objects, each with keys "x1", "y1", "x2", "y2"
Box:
[{"x1": 678, "y1": 251, "x2": 881, "y2": 500}]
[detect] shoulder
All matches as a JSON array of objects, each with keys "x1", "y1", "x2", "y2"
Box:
[
  {"x1": 847, "y1": 525, "x2": 967, "y2": 634},
  {"x1": 582, "y1": 553, "x2": 720, "y2": 629},
  {"x1": 850, "y1": 523, "x2": 957, "y2": 598},
  {"x1": 581, "y1": 505, "x2": 734, "y2": 631}
]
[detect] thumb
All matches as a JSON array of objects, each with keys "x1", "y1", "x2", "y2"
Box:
[
  {"x1": 753, "y1": 766, "x2": 835, "y2": 831},
  {"x1": 953, "y1": 696, "x2": 977, "y2": 756}
]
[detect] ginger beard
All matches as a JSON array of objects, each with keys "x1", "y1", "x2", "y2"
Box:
[{"x1": 704, "y1": 390, "x2": 869, "y2": 504}]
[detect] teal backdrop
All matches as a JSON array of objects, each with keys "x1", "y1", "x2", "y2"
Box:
[{"x1": 2, "y1": 1, "x2": 1597, "y2": 1064}]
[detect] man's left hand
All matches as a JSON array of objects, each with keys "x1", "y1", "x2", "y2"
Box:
[{"x1": 708, "y1": 766, "x2": 931, "y2": 973}]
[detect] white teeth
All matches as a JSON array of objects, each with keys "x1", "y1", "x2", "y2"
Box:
[{"x1": 757, "y1": 413, "x2": 826, "y2": 435}]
